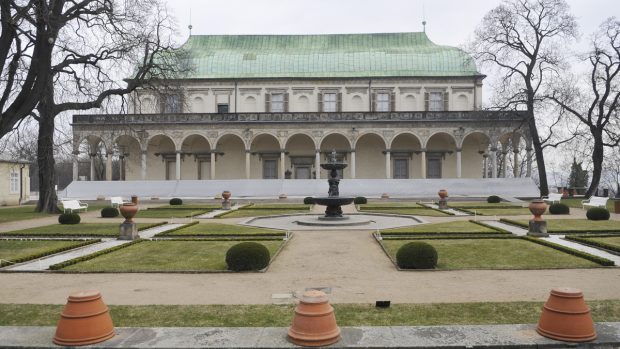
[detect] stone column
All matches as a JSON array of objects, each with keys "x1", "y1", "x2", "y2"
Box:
[
  {"x1": 482, "y1": 154, "x2": 488, "y2": 178},
  {"x1": 89, "y1": 153, "x2": 96, "y2": 181},
  {"x1": 315, "y1": 150, "x2": 321, "y2": 179},
  {"x1": 350, "y1": 150, "x2": 356, "y2": 179},
  {"x1": 210, "y1": 152, "x2": 216, "y2": 179},
  {"x1": 526, "y1": 147, "x2": 532, "y2": 178},
  {"x1": 141, "y1": 150, "x2": 147, "y2": 180},
  {"x1": 175, "y1": 151, "x2": 181, "y2": 180},
  {"x1": 72, "y1": 151, "x2": 79, "y2": 181},
  {"x1": 105, "y1": 153, "x2": 112, "y2": 181},
  {"x1": 385, "y1": 150, "x2": 391, "y2": 179},
  {"x1": 490, "y1": 147, "x2": 497, "y2": 178},
  {"x1": 455, "y1": 148, "x2": 462, "y2": 178},
  {"x1": 420, "y1": 149, "x2": 427, "y2": 179},
  {"x1": 245, "y1": 150, "x2": 251, "y2": 179},
  {"x1": 280, "y1": 150, "x2": 286, "y2": 179},
  {"x1": 501, "y1": 151, "x2": 508, "y2": 178},
  {"x1": 513, "y1": 149, "x2": 520, "y2": 178}
]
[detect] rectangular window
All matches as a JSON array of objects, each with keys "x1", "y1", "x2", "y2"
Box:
[
  {"x1": 263, "y1": 159, "x2": 278, "y2": 179},
  {"x1": 322, "y1": 93, "x2": 337, "y2": 112},
  {"x1": 394, "y1": 159, "x2": 409, "y2": 179},
  {"x1": 429, "y1": 92, "x2": 444, "y2": 111},
  {"x1": 10, "y1": 170, "x2": 19, "y2": 193},
  {"x1": 376, "y1": 93, "x2": 390, "y2": 112},
  {"x1": 217, "y1": 104, "x2": 229, "y2": 113},
  {"x1": 164, "y1": 94, "x2": 181, "y2": 113},
  {"x1": 270, "y1": 93, "x2": 284, "y2": 113}
]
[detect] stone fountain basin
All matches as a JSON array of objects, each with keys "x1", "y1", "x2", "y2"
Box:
[
  {"x1": 312, "y1": 197, "x2": 354, "y2": 206},
  {"x1": 320, "y1": 163, "x2": 347, "y2": 170}
]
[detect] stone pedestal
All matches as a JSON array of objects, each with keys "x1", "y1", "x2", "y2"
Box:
[
  {"x1": 438, "y1": 198, "x2": 448, "y2": 210},
  {"x1": 528, "y1": 220, "x2": 549, "y2": 237},
  {"x1": 221, "y1": 199, "x2": 231, "y2": 210},
  {"x1": 119, "y1": 222, "x2": 138, "y2": 240}
]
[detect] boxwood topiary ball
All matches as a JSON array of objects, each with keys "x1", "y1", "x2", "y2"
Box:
[
  {"x1": 586, "y1": 207, "x2": 610, "y2": 221},
  {"x1": 100, "y1": 207, "x2": 120, "y2": 218},
  {"x1": 487, "y1": 195, "x2": 501, "y2": 203},
  {"x1": 226, "y1": 242, "x2": 271, "y2": 271},
  {"x1": 396, "y1": 242, "x2": 438, "y2": 269},
  {"x1": 303, "y1": 197, "x2": 314, "y2": 205},
  {"x1": 58, "y1": 213, "x2": 81, "y2": 225},
  {"x1": 354, "y1": 196, "x2": 368, "y2": 205},
  {"x1": 548, "y1": 203, "x2": 570, "y2": 215},
  {"x1": 169, "y1": 198, "x2": 183, "y2": 205}
]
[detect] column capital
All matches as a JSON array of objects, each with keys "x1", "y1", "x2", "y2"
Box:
[
  {"x1": 245, "y1": 149, "x2": 251, "y2": 153},
  {"x1": 490, "y1": 147, "x2": 498, "y2": 152},
  {"x1": 420, "y1": 148, "x2": 427, "y2": 153},
  {"x1": 141, "y1": 149, "x2": 148, "y2": 155},
  {"x1": 350, "y1": 149, "x2": 355, "y2": 153},
  {"x1": 175, "y1": 150, "x2": 183, "y2": 154},
  {"x1": 315, "y1": 149, "x2": 321, "y2": 154},
  {"x1": 455, "y1": 147, "x2": 462, "y2": 152}
]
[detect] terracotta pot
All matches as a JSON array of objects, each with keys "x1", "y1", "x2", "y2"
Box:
[
  {"x1": 131, "y1": 195, "x2": 138, "y2": 205},
  {"x1": 381, "y1": 193, "x2": 389, "y2": 199},
  {"x1": 537, "y1": 287, "x2": 596, "y2": 342},
  {"x1": 528, "y1": 199, "x2": 547, "y2": 221},
  {"x1": 53, "y1": 290, "x2": 115, "y2": 346},
  {"x1": 438, "y1": 189, "x2": 448, "y2": 199},
  {"x1": 222, "y1": 191, "x2": 231, "y2": 200},
  {"x1": 119, "y1": 203, "x2": 139, "y2": 223},
  {"x1": 288, "y1": 290, "x2": 341, "y2": 347}
]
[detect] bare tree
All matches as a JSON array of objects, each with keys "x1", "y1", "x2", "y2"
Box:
[
  {"x1": 548, "y1": 17, "x2": 620, "y2": 197},
  {"x1": 469, "y1": 0, "x2": 578, "y2": 196}
]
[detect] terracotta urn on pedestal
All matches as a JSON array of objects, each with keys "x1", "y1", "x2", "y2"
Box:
[
  {"x1": 528, "y1": 199, "x2": 547, "y2": 221},
  {"x1": 288, "y1": 290, "x2": 341, "y2": 347},
  {"x1": 119, "y1": 203, "x2": 139, "y2": 223},
  {"x1": 131, "y1": 195, "x2": 139, "y2": 205},
  {"x1": 53, "y1": 290, "x2": 115, "y2": 346},
  {"x1": 537, "y1": 287, "x2": 597, "y2": 342},
  {"x1": 222, "y1": 191, "x2": 231, "y2": 200},
  {"x1": 438, "y1": 189, "x2": 448, "y2": 199}
]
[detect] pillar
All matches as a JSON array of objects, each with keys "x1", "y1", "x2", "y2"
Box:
[
  {"x1": 141, "y1": 150, "x2": 147, "y2": 180},
  {"x1": 245, "y1": 150, "x2": 251, "y2": 179},
  {"x1": 526, "y1": 147, "x2": 532, "y2": 178},
  {"x1": 105, "y1": 152, "x2": 112, "y2": 181},
  {"x1": 175, "y1": 151, "x2": 181, "y2": 180},
  {"x1": 513, "y1": 149, "x2": 520, "y2": 178},
  {"x1": 501, "y1": 151, "x2": 508, "y2": 178},
  {"x1": 420, "y1": 149, "x2": 426, "y2": 178},
  {"x1": 315, "y1": 150, "x2": 321, "y2": 179},
  {"x1": 210, "y1": 152, "x2": 216, "y2": 179},
  {"x1": 72, "y1": 151, "x2": 79, "y2": 181},
  {"x1": 490, "y1": 148, "x2": 497, "y2": 178},
  {"x1": 456, "y1": 148, "x2": 462, "y2": 178},
  {"x1": 89, "y1": 153, "x2": 96, "y2": 181},
  {"x1": 280, "y1": 150, "x2": 286, "y2": 179},
  {"x1": 350, "y1": 150, "x2": 356, "y2": 179},
  {"x1": 385, "y1": 150, "x2": 391, "y2": 179}
]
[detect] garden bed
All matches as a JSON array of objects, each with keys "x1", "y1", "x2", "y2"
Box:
[
  {"x1": 155, "y1": 222, "x2": 285, "y2": 237},
  {"x1": 0, "y1": 222, "x2": 166, "y2": 237},
  {"x1": 565, "y1": 235, "x2": 620, "y2": 254},
  {"x1": 457, "y1": 207, "x2": 533, "y2": 216},
  {"x1": 359, "y1": 207, "x2": 451, "y2": 217},
  {"x1": 0, "y1": 239, "x2": 100, "y2": 267},
  {"x1": 500, "y1": 218, "x2": 620, "y2": 234},
  {"x1": 380, "y1": 221, "x2": 506, "y2": 236},
  {"x1": 137, "y1": 209, "x2": 210, "y2": 218}
]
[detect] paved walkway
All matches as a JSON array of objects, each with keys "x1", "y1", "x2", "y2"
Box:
[
  {"x1": 423, "y1": 203, "x2": 470, "y2": 216},
  {"x1": 197, "y1": 204, "x2": 243, "y2": 219},
  {"x1": 482, "y1": 220, "x2": 528, "y2": 236}
]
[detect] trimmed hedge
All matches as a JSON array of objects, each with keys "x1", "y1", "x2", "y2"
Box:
[
  {"x1": 225, "y1": 242, "x2": 271, "y2": 271},
  {"x1": 303, "y1": 197, "x2": 314, "y2": 205},
  {"x1": 564, "y1": 236, "x2": 620, "y2": 254},
  {"x1": 549, "y1": 203, "x2": 570, "y2": 215},
  {"x1": 487, "y1": 195, "x2": 501, "y2": 203},
  {"x1": 382, "y1": 235, "x2": 519, "y2": 241},
  {"x1": 523, "y1": 237, "x2": 614, "y2": 266},
  {"x1": 100, "y1": 207, "x2": 120, "y2": 218},
  {"x1": 169, "y1": 198, "x2": 183, "y2": 205},
  {"x1": 49, "y1": 239, "x2": 145, "y2": 270},
  {"x1": 395, "y1": 241, "x2": 438, "y2": 269},
  {"x1": 587, "y1": 207, "x2": 610, "y2": 221},
  {"x1": 152, "y1": 237, "x2": 285, "y2": 242},
  {"x1": 354, "y1": 196, "x2": 368, "y2": 205},
  {"x1": 58, "y1": 213, "x2": 81, "y2": 225},
  {"x1": 0, "y1": 239, "x2": 101, "y2": 268}
]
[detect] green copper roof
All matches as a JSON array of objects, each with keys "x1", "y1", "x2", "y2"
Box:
[{"x1": 179, "y1": 32, "x2": 479, "y2": 79}]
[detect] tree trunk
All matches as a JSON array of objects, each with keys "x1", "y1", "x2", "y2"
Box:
[
  {"x1": 527, "y1": 106, "x2": 549, "y2": 197},
  {"x1": 586, "y1": 132, "x2": 604, "y2": 198},
  {"x1": 35, "y1": 79, "x2": 60, "y2": 213}
]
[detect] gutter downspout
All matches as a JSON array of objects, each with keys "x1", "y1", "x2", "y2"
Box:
[
  {"x1": 368, "y1": 79, "x2": 372, "y2": 111},
  {"x1": 234, "y1": 81, "x2": 238, "y2": 113},
  {"x1": 19, "y1": 164, "x2": 25, "y2": 205}
]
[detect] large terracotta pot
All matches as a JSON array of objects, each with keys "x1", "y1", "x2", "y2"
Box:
[
  {"x1": 119, "y1": 203, "x2": 139, "y2": 223},
  {"x1": 288, "y1": 290, "x2": 341, "y2": 347},
  {"x1": 529, "y1": 199, "x2": 547, "y2": 221},
  {"x1": 222, "y1": 191, "x2": 231, "y2": 200},
  {"x1": 438, "y1": 189, "x2": 448, "y2": 199},
  {"x1": 53, "y1": 290, "x2": 115, "y2": 346},
  {"x1": 537, "y1": 287, "x2": 596, "y2": 342}
]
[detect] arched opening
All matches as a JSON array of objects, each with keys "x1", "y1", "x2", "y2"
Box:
[
  {"x1": 114, "y1": 135, "x2": 141, "y2": 180},
  {"x1": 390, "y1": 133, "x2": 422, "y2": 178},
  {"x1": 250, "y1": 134, "x2": 281, "y2": 179},
  {"x1": 355, "y1": 133, "x2": 387, "y2": 179},
  {"x1": 181, "y1": 135, "x2": 211, "y2": 180},
  {"x1": 461, "y1": 132, "x2": 491, "y2": 178},
  {"x1": 285, "y1": 134, "x2": 316, "y2": 179},
  {"x1": 147, "y1": 135, "x2": 176, "y2": 180},
  {"x1": 426, "y1": 133, "x2": 457, "y2": 178},
  {"x1": 77, "y1": 135, "x2": 106, "y2": 181},
  {"x1": 319, "y1": 133, "x2": 351, "y2": 179},
  {"x1": 215, "y1": 134, "x2": 245, "y2": 179}
]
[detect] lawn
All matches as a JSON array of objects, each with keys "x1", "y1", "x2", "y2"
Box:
[
  {"x1": 0, "y1": 240, "x2": 96, "y2": 267},
  {"x1": 148, "y1": 204, "x2": 222, "y2": 210},
  {"x1": 381, "y1": 238, "x2": 599, "y2": 269},
  {"x1": 2, "y1": 300, "x2": 619, "y2": 326},
  {"x1": 0, "y1": 206, "x2": 53, "y2": 223},
  {"x1": 565, "y1": 235, "x2": 620, "y2": 254},
  {"x1": 359, "y1": 207, "x2": 450, "y2": 217},
  {"x1": 559, "y1": 198, "x2": 614, "y2": 211},
  {"x1": 137, "y1": 209, "x2": 209, "y2": 219},
  {"x1": 59, "y1": 240, "x2": 284, "y2": 272},
  {"x1": 459, "y1": 208, "x2": 534, "y2": 216},
  {"x1": 0, "y1": 223, "x2": 163, "y2": 237},
  {"x1": 381, "y1": 221, "x2": 501, "y2": 235},
  {"x1": 447, "y1": 201, "x2": 521, "y2": 208},
  {"x1": 359, "y1": 202, "x2": 424, "y2": 208},
  {"x1": 158, "y1": 222, "x2": 284, "y2": 237},
  {"x1": 505, "y1": 219, "x2": 620, "y2": 233},
  {"x1": 218, "y1": 208, "x2": 310, "y2": 218},
  {"x1": 587, "y1": 236, "x2": 620, "y2": 248},
  {"x1": 246, "y1": 203, "x2": 311, "y2": 210}
]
